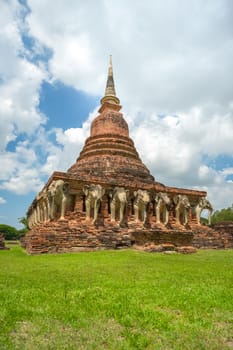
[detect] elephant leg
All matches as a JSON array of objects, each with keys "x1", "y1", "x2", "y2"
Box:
[
  {"x1": 175, "y1": 208, "x2": 180, "y2": 223},
  {"x1": 110, "y1": 201, "x2": 116, "y2": 221},
  {"x1": 134, "y1": 206, "x2": 139, "y2": 222},
  {"x1": 93, "y1": 200, "x2": 99, "y2": 224},
  {"x1": 43, "y1": 204, "x2": 46, "y2": 222},
  {"x1": 208, "y1": 210, "x2": 211, "y2": 225},
  {"x1": 196, "y1": 208, "x2": 201, "y2": 225},
  {"x1": 85, "y1": 200, "x2": 91, "y2": 220},
  {"x1": 59, "y1": 196, "x2": 67, "y2": 220},
  {"x1": 42, "y1": 203, "x2": 46, "y2": 222},
  {"x1": 47, "y1": 200, "x2": 51, "y2": 221},
  {"x1": 156, "y1": 206, "x2": 161, "y2": 224},
  {"x1": 36, "y1": 206, "x2": 40, "y2": 223},
  {"x1": 162, "y1": 207, "x2": 166, "y2": 224},
  {"x1": 143, "y1": 207, "x2": 147, "y2": 225},
  {"x1": 119, "y1": 203, "x2": 125, "y2": 225},
  {"x1": 34, "y1": 209, "x2": 37, "y2": 225},
  {"x1": 164, "y1": 209, "x2": 169, "y2": 225},
  {"x1": 50, "y1": 198, "x2": 55, "y2": 220}
]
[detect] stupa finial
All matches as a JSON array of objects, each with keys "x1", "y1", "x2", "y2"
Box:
[{"x1": 100, "y1": 55, "x2": 120, "y2": 107}]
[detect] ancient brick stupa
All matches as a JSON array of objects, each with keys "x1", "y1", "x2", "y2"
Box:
[{"x1": 24, "y1": 57, "x2": 227, "y2": 254}]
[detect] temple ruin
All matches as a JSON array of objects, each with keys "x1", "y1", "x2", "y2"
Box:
[{"x1": 24, "y1": 57, "x2": 232, "y2": 254}]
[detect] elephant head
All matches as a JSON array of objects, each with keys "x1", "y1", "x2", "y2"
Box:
[
  {"x1": 47, "y1": 180, "x2": 70, "y2": 220},
  {"x1": 195, "y1": 197, "x2": 213, "y2": 225},
  {"x1": 173, "y1": 194, "x2": 190, "y2": 209},
  {"x1": 155, "y1": 192, "x2": 171, "y2": 208},
  {"x1": 133, "y1": 189, "x2": 150, "y2": 224},
  {"x1": 83, "y1": 184, "x2": 105, "y2": 224},
  {"x1": 109, "y1": 187, "x2": 129, "y2": 226}
]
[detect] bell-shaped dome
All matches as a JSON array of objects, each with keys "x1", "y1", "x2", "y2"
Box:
[{"x1": 67, "y1": 56, "x2": 155, "y2": 186}]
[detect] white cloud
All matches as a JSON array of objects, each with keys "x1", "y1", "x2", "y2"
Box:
[
  {"x1": 0, "y1": 197, "x2": 6, "y2": 204},
  {"x1": 128, "y1": 107, "x2": 233, "y2": 211},
  {"x1": 0, "y1": 2, "x2": 46, "y2": 113},
  {"x1": 41, "y1": 108, "x2": 97, "y2": 173},
  {"x1": 25, "y1": 0, "x2": 233, "y2": 112},
  {"x1": 221, "y1": 168, "x2": 233, "y2": 176},
  {"x1": 1, "y1": 175, "x2": 43, "y2": 195},
  {"x1": 0, "y1": 1, "x2": 48, "y2": 197}
]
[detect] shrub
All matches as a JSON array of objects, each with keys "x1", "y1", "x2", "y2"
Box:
[{"x1": 0, "y1": 224, "x2": 19, "y2": 240}]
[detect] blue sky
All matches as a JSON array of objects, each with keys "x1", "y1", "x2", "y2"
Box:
[{"x1": 0, "y1": 0, "x2": 233, "y2": 228}]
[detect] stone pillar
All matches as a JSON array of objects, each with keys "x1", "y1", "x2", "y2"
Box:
[
  {"x1": 101, "y1": 194, "x2": 109, "y2": 220},
  {"x1": 74, "y1": 191, "x2": 84, "y2": 212}
]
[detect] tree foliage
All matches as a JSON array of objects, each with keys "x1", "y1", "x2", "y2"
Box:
[
  {"x1": 211, "y1": 206, "x2": 233, "y2": 224},
  {"x1": 18, "y1": 217, "x2": 29, "y2": 230},
  {"x1": 0, "y1": 218, "x2": 29, "y2": 240},
  {"x1": 0, "y1": 224, "x2": 19, "y2": 240},
  {"x1": 17, "y1": 217, "x2": 29, "y2": 237}
]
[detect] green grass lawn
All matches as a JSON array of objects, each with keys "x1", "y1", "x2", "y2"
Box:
[{"x1": 0, "y1": 245, "x2": 232, "y2": 350}]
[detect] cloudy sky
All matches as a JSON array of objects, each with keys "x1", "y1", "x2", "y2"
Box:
[{"x1": 0, "y1": 0, "x2": 233, "y2": 228}]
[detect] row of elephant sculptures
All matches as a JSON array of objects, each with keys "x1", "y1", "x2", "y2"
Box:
[{"x1": 27, "y1": 180, "x2": 213, "y2": 228}]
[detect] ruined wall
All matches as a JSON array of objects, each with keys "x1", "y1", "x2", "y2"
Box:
[
  {"x1": 212, "y1": 222, "x2": 233, "y2": 248},
  {"x1": 191, "y1": 223, "x2": 233, "y2": 249},
  {"x1": 23, "y1": 219, "x2": 195, "y2": 255},
  {"x1": 0, "y1": 233, "x2": 8, "y2": 250}
]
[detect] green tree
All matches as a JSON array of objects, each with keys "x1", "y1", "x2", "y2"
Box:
[
  {"x1": 0, "y1": 224, "x2": 19, "y2": 240},
  {"x1": 211, "y1": 206, "x2": 233, "y2": 224},
  {"x1": 17, "y1": 217, "x2": 29, "y2": 237}
]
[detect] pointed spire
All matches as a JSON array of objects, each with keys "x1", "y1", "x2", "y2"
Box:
[
  {"x1": 100, "y1": 55, "x2": 120, "y2": 108},
  {"x1": 104, "y1": 55, "x2": 116, "y2": 96}
]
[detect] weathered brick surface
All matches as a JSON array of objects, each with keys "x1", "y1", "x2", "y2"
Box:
[
  {"x1": 191, "y1": 224, "x2": 233, "y2": 249},
  {"x1": 24, "y1": 221, "x2": 132, "y2": 254},
  {"x1": 67, "y1": 109, "x2": 156, "y2": 186},
  {"x1": 135, "y1": 243, "x2": 197, "y2": 254},
  {"x1": 211, "y1": 222, "x2": 233, "y2": 248},
  {"x1": 0, "y1": 233, "x2": 8, "y2": 250}
]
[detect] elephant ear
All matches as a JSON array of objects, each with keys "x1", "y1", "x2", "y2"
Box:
[
  {"x1": 206, "y1": 199, "x2": 213, "y2": 210},
  {"x1": 199, "y1": 197, "x2": 204, "y2": 206},
  {"x1": 47, "y1": 190, "x2": 52, "y2": 200},
  {"x1": 63, "y1": 182, "x2": 69, "y2": 194},
  {"x1": 173, "y1": 195, "x2": 180, "y2": 205},
  {"x1": 83, "y1": 185, "x2": 89, "y2": 196}
]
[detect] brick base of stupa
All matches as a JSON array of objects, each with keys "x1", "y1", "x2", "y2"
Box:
[
  {"x1": 192, "y1": 223, "x2": 233, "y2": 249},
  {"x1": 0, "y1": 234, "x2": 9, "y2": 250},
  {"x1": 22, "y1": 216, "x2": 233, "y2": 255}
]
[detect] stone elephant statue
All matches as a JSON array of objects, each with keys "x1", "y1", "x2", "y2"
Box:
[
  {"x1": 33, "y1": 192, "x2": 45, "y2": 225},
  {"x1": 35, "y1": 189, "x2": 50, "y2": 224},
  {"x1": 47, "y1": 179, "x2": 70, "y2": 220},
  {"x1": 173, "y1": 194, "x2": 191, "y2": 225},
  {"x1": 83, "y1": 184, "x2": 105, "y2": 224},
  {"x1": 154, "y1": 192, "x2": 171, "y2": 225},
  {"x1": 109, "y1": 187, "x2": 129, "y2": 227},
  {"x1": 27, "y1": 199, "x2": 37, "y2": 228},
  {"x1": 195, "y1": 197, "x2": 213, "y2": 225},
  {"x1": 133, "y1": 189, "x2": 150, "y2": 225}
]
